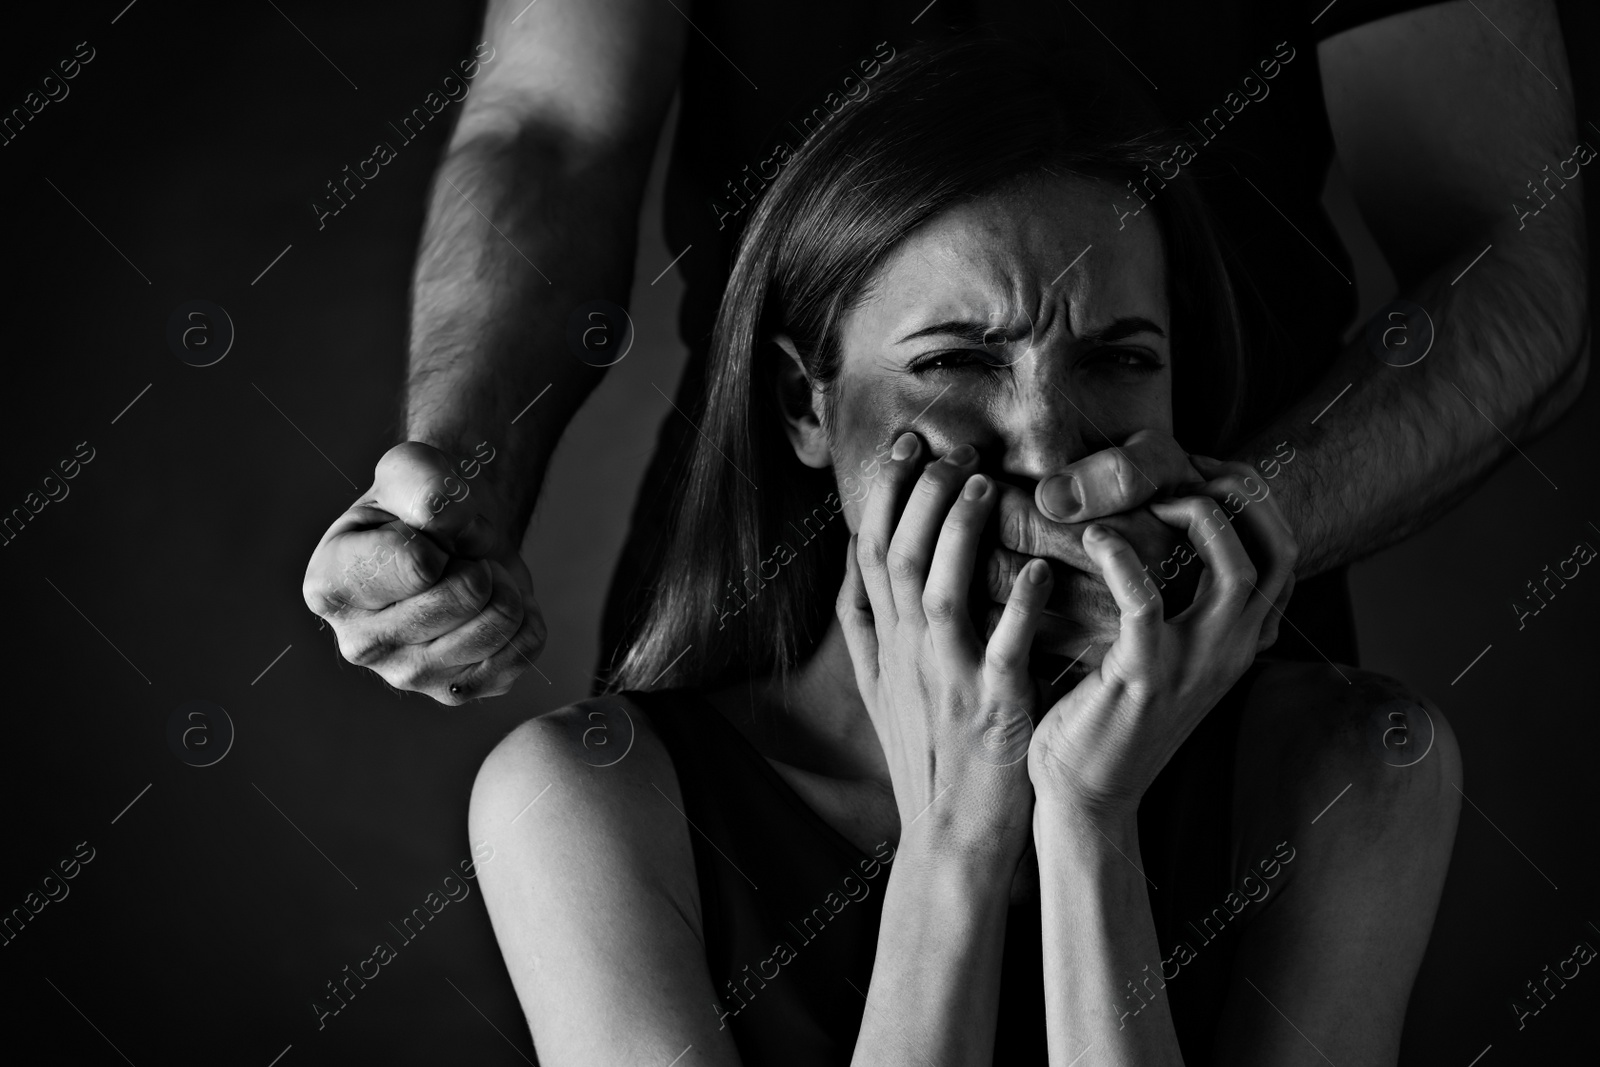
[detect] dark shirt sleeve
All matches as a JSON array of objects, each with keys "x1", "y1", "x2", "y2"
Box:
[{"x1": 1304, "y1": 0, "x2": 1444, "y2": 41}]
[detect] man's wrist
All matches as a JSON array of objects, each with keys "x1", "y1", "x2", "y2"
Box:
[{"x1": 1221, "y1": 435, "x2": 1323, "y2": 578}]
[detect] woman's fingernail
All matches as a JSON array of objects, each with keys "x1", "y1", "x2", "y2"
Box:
[
  {"x1": 1085, "y1": 523, "x2": 1107, "y2": 540},
  {"x1": 1028, "y1": 559, "x2": 1050, "y2": 584},
  {"x1": 962, "y1": 474, "x2": 987, "y2": 500},
  {"x1": 891, "y1": 432, "x2": 917, "y2": 461},
  {"x1": 945, "y1": 442, "x2": 977, "y2": 465},
  {"x1": 1041, "y1": 475, "x2": 1080, "y2": 519}
]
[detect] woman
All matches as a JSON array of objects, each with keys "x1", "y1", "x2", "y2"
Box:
[{"x1": 471, "y1": 38, "x2": 1461, "y2": 1066}]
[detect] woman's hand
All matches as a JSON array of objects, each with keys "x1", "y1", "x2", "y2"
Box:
[
  {"x1": 1027, "y1": 463, "x2": 1298, "y2": 819},
  {"x1": 837, "y1": 432, "x2": 1057, "y2": 868}
]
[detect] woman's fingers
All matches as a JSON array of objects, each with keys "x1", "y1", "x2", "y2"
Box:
[
  {"x1": 1208, "y1": 473, "x2": 1298, "y2": 635},
  {"x1": 1149, "y1": 494, "x2": 1256, "y2": 625},
  {"x1": 884, "y1": 442, "x2": 982, "y2": 622},
  {"x1": 855, "y1": 431, "x2": 925, "y2": 628},
  {"x1": 923, "y1": 472, "x2": 995, "y2": 665},
  {"x1": 1080, "y1": 523, "x2": 1163, "y2": 666},
  {"x1": 836, "y1": 533, "x2": 881, "y2": 685},
  {"x1": 983, "y1": 555, "x2": 1053, "y2": 684},
  {"x1": 1150, "y1": 467, "x2": 1299, "y2": 649},
  {"x1": 1257, "y1": 570, "x2": 1297, "y2": 652}
]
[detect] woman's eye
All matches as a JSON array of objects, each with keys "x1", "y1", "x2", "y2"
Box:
[
  {"x1": 910, "y1": 350, "x2": 1003, "y2": 377},
  {"x1": 1091, "y1": 347, "x2": 1164, "y2": 373}
]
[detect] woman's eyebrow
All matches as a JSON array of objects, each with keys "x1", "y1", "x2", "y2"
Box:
[
  {"x1": 1082, "y1": 316, "x2": 1167, "y2": 342},
  {"x1": 896, "y1": 315, "x2": 1166, "y2": 344},
  {"x1": 896, "y1": 319, "x2": 1004, "y2": 344}
]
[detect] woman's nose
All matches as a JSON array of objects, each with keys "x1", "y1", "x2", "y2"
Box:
[{"x1": 994, "y1": 363, "x2": 1092, "y2": 488}]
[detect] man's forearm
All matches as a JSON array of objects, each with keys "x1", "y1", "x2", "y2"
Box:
[
  {"x1": 403, "y1": 124, "x2": 655, "y2": 548},
  {"x1": 1234, "y1": 208, "x2": 1588, "y2": 578}
]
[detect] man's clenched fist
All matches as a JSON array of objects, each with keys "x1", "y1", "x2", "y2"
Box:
[{"x1": 302, "y1": 441, "x2": 546, "y2": 705}]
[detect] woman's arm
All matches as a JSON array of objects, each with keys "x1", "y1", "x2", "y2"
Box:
[
  {"x1": 836, "y1": 434, "x2": 1063, "y2": 1065},
  {"x1": 1030, "y1": 467, "x2": 1297, "y2": 1064},
  {"x1": 474, "y1": 693, "x2": 1021, "y2": 1067},
  {"x1": 1212, "y1": 663, "x2": 1462, "y2": 1065},
  {"x1": 849, "y1": 832, "x2": 1015, "y2": 1065},
  {"x1": 1036, "y1": 806, "x2": 1181, "y2": 1065},
  {"x1": 470, "y1": 700, "x2": 743, "y2": 1066}
]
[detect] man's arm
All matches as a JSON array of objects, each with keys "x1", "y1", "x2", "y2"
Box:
[
  {"x1": 300, "y1": 0, "x2": 684, "y2": 704},
  {"x1": 408, "y1": 0, "x2": 686, "y2": 544},
  {"x1": 1238, "y1": 0, "x2": 1587, "y2": 577}
]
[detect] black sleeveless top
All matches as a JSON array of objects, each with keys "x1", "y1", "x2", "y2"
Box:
[{"x1": 627, "y1": 664, "x2": 1268, "y2": 1065}]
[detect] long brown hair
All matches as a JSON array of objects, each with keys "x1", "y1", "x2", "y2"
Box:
[{"x1": 604, "y1": 36, "x2": 1248, "y2": 695}]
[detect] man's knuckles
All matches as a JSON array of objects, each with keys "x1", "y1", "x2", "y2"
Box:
[
  {"x1": 347, "y1": 527, "x2": 448, "y2": 602},
  {"x1": 413, "y1": 558, "x2": 497, "y2": 620},
  {"x1": 436, "y1": 577, "x2": 527, "y2": 662},
  {"x1": 338, "y1": 627, "x2": 395, "y2": 669}
]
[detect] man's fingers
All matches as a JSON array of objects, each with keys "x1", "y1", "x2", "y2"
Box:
[
  {"x1": 425, "y1": 560, "x2": 531, "y2": 668},
  {"x1": 986, "y1": 544, "x2": 1050, "y2": 605},
  {"x1": 1036, "y1": 429, "x2": 1199, "y2": 523},
  {"x1": 443, "y1": 602, "x2": 549, "y2": 704},
  {"x1": 334, "y1": 557, "x2": 504, "y2": 664},
  {"x1": 995, "y1": 481, "x2": 1177, "y2": 577},
  {"x1": 995, "y1": 481, "x2": 1093, "y2": 571},
  {"x1": 305, "y1": 520, "x2": 451, "y2": 614},
  {"x1": 347, "y1": 561, "x2": 546, "y2": 704}
]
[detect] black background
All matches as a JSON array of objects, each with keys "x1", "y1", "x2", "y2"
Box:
[{"x1": 1, "y1": 2, "x2": 1596, "y2": 1064}]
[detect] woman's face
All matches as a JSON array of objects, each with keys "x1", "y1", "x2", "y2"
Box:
[{"x1": 819, "y1": 173, "x2": 1172, "y2": 676}]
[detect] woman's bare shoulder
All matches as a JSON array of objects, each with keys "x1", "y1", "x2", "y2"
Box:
[
  {"x1": 469, "y1": 694, "x2": 697, "y2": 893},
  {"x1": 469, "y1": 699, "x2": 734, "y2": 1062}
]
